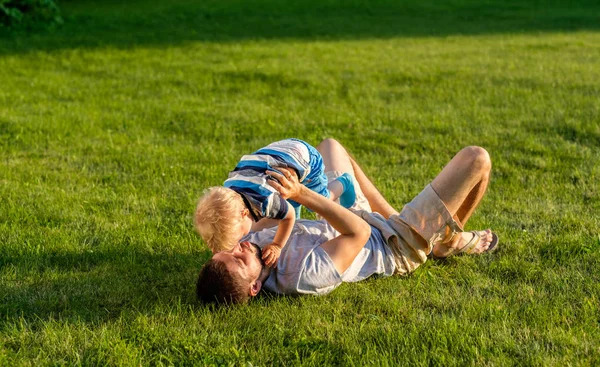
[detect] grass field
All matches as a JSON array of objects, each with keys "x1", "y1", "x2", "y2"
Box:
[{"x1": 1, "y1": 0, "x2": 599, "y2": 365}]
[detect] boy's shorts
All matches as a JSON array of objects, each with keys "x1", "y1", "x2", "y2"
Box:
[
  {"x1": 287, "y1": 140, "x2": 330, "y2": 218},
  {"x1": 298, "y1": 139, "x2": 329, "y2": 198}
]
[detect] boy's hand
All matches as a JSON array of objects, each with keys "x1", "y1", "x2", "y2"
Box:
[
  {"x1": 262, "y1": 242, "x2": 283, "y2": 267},
  {"x1": 266, "y1": 168, "x2": 301, "y2": 200}
]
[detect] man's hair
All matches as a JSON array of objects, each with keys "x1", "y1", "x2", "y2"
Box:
[
  {"x1": 196, "y1": 259, "x2": 250, "y2": 305},
  {"x1": 194, "y1": 187, "x2": 246, "y2": 252}
]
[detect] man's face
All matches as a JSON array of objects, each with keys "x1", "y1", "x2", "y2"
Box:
[{"x1": 213, "y1": 241, "x2": 264, "y2": 284}]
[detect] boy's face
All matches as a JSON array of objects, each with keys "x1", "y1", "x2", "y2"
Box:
[{"x1": 238, "y1": 212, "x2": 254, "y2": 239}]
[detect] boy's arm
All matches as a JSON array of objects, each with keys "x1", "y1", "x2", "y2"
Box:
[
  {"x1": 262, "y1": 202, "x2": 295, "y2": 267},
  {"x1": 267, "y1": 169, "x2": 371, "y2": 274},
  {"x1": 251, "y1": 218, "x2": 279, "y2": 232}
]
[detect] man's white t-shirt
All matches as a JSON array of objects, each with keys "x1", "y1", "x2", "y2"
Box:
[{"x1": 243, "y1": 219, "x2": 396, "y2": 295}]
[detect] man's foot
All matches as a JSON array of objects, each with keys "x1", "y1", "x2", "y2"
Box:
[
  {"x1": 431, "y1": 229, "x2": 499, "y2": 259},
  {"x1": 335, "y1": 173, "x2": 357, "y2": 208}
]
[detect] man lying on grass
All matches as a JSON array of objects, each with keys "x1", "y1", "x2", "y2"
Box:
[{"x1": 196, "y1": 138, "x2": 499, "y2": 304}]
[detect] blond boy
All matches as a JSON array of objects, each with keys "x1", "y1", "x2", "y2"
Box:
[{"x1": 195, "y1": 139, "x2": 355, "y2": 266}]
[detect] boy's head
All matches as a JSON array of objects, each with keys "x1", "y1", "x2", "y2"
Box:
[{"x1": 194, "y1": 187, "x2": 253, "y2": 253}]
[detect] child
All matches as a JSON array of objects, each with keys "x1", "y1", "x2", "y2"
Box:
[{"x1": 195, "y1": 138, "x2": 356, "y2": 267}]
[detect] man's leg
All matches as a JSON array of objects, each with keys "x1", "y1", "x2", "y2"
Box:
[
  {"x1": 318, "y1": 140, "x2": 494, "y2": 257},
  {"x1": 349, "y1": 157, "x2": 398, "y2": 218},
  {"x1": 429, "y1": 146, "x2": 494, "y2": 257},
  {"x1": 431, "y1": 146, "x2": 491, "y2": 223}
]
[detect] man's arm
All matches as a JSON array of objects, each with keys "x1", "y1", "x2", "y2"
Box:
[{"x1": 266, "y1": 169, "x2": 371, "y2": 274}]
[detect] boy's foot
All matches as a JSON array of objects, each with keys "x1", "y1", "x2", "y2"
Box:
[
  {"x1": 431, "y1": 229, "x2": 499, "y2": 259},
  {"x1": 335, "y1": 173, "x2": 357, "y2": 208}
]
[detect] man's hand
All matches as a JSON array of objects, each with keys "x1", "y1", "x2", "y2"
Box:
[
  {"x1": 262, "y1": 242, "x2": 283, "y2": 267},
  {"x1": 266, "y1": 168, "x2": 302, "y2": 200}
]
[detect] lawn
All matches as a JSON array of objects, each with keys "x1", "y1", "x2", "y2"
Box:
[{"x1": 1, "y1": 0, "x2": 599, "y2": 365}]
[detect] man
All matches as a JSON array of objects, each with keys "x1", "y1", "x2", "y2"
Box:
[{"x1": 196, "y1": 139, "x2": 498, "y2": 304}]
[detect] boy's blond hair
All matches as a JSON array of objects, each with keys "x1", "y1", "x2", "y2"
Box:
[{"x1": 194, "y1": 187, "x2": 246, "y2": 252}]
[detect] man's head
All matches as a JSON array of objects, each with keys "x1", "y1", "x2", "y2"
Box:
[
  {"x1": 194, "y1": 187, "x2": 254, "y2": 253},
  {"x1": 196, "y1": 241, "x2": 267, "y2": 305}
]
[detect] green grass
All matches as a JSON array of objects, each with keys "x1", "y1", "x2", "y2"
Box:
[{"x1": 1, "y1": 0, "x2": 599, "y2": 365}]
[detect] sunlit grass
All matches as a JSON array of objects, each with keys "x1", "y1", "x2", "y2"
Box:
[{"x1": 1, "y1": 0, "x2": 599, "y2": 365}]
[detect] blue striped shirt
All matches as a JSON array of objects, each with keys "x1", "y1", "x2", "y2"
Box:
[{"x1": 224, "y1": 139, "x2": 314, "y2": 221}]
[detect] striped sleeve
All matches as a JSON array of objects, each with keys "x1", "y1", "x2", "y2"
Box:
[
  {"x1": 224, "y1": 172, "x2": 289, "y2": 220},
  {"x1": 263, "y1": 193, "x2": 289, "y2": 220}
]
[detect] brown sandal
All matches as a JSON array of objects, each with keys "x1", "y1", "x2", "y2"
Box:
[{"x1": 431, "y1": 231, "x2": 499, "y2": 259}]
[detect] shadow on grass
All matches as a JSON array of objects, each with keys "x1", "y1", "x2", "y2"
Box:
[
  {"x1": 1, "y1": 0, "x2": 599, "y2": 55},
  {"x1": 0, "y1": 247, "x2": 205, "y2": 325}
]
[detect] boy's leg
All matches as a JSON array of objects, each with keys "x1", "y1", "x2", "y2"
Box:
[
  {"x1": 316, "y1": 138, "x2": 366, "y2": 211},
  {"x1": 316, "y1": 138, "x2": 355, "y2": 178},
  {"x1": 316, "y1": 138, "x2": 354, "y2": 202},
  {"x1": 302, "y1": 140, "x2": 357, "y2": 211}
]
